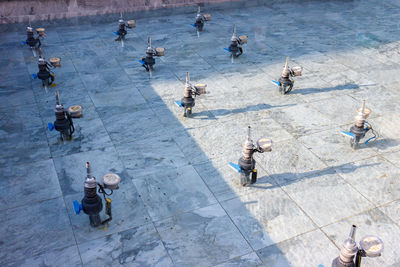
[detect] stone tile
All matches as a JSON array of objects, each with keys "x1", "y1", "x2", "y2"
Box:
[
  {"x1": 267, "y1": 102, "x2": 334, "y2": 137},
  {"x1": 0, "y1": 159, "x2": 62, "y2": 211},
  {"x1": 116, "y1": 132, "x2": 190, "y2": 177},
  {"x1": 0, "y1": 197, "x2": 75, "y2": 266},
  {"x1": 256, "y1": 138, "x2": 328, "y2": 184},
  {"x1": 8, "y1": 245, "x2": 82, "y2": 267},
  {"x1": 382, "y1": 149, "x2": 400, "y2": 168},
  {"x1": 322, "y1": 209, "x2": 400, "y2": 267},
  {"x1": 214, "y1": 252, "x2": 263, "y2": 267},
  {"x1": 101, "y1": 107, "x2": 167, "y2": 144},
  {"x1": 256, "y1": 229, "x2": 338, "y2": 267},
  {"x1": 79, "y1": 223, "x2": 173, "y2": 267},
  {"x1": 133, "y1": 164, "x2": 216, "y2": 221},
  {"x1": 367, "y1": 114, "x2": 400, "y2": 153},
  {"x1": 335, "y1": 156, "x2": 400, "y2": 205},
  {"x1": 221, "y1": 187, "x2": 316, "y2": 250},
  {"x1": 282, "y1": 170, "x2": 373, "y2": 227},
  {"x1": 155, "y1": 204, "x2": 252, "y2": 266},
  {"x1": 308, "y1": 95, "x2": 361, "y2": 126},
  {"x1": 184, "y1": 123, "x2": 243, "y2": 161},
  {"x1": 379, "y1": 200, "x2": 400, "y2": 228},
  {"x1": 65, "y1": 181, "x2": 150, "y2": 244}
]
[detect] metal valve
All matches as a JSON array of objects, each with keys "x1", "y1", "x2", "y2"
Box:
[
  {"x1": 174, "y1": 72, "x2": 208, "y2": 118},
  {"x1": 272, "y1": 56, "x2": 303, "y2": 94},
  {"x1": 229, "y1": 126, "x2": 272, "y2": 186},
  {"x1": 332, "y1": 225, "x2": 383, "y2": 267},
  {"x1": 73, "y1": 162, "x2": 121, "y2": 228}
]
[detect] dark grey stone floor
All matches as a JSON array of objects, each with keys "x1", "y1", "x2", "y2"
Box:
[{"x1": 1, "y1": 0, "x2": 400, "y2": 266}]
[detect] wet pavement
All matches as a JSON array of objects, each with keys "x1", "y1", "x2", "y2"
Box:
[{"x1": 1, "y1": 0, "x2": 400, "y2": 266}]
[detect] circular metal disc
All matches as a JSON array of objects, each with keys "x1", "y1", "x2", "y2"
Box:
[
  {"x1": 102, "y1": 173, "x2": 121, "y2": 189},
  {"x1": 360, "y1": 235, "x2": 384, "y2": 257}
]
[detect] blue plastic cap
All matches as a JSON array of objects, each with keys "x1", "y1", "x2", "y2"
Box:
[
  {"x1": 223, "y1": 48, "x2": 231, "y2": 52},
  {"x1": 174, "y1": 100, "x2": 183, "y2": 108},
  {"x1": 271, "y1": 80, "x2": 281, "y2": 86},
  {"x1": 32, "y1": 73, "x2": 38, "y2": 79},
  {"x1": 48, "y1": 122, "x2": 54, "y2": 131},
  {"x1": 73, "y1": 200, "x2": 82, "y2": 215},
  {"x1": 138, "y1": 60, "x2": 145, "y2": 64},
  {"x1": 229, "y1": 162, "x2": 242, "y2": 173}
]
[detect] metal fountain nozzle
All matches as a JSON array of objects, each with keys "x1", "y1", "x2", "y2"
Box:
[
  {"x1": 282, "y1": 56, "x2": 290, "y2": 77},
  {"x1": 355, "y1": 100, "x2": 371, "y2": 127},
  {"x1": 148, "y1": 36, "x2": 152, "y2": 48},
  {"x1": 339, "y1": 225, "x2": 359, "y2": 264},
  {"x1": 55, "y1": 90, "x2": 61, "y2": 106},
  {"x1": 231, "y1": 26, "x2": 237, "y2": 41},
  {"x1": 84, "y1": 161, "x2": 97, "y2": 188}
]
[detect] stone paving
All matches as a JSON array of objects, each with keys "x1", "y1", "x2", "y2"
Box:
[{"x1": 1, "y1": 0, "x2": 400, "y2": 266}]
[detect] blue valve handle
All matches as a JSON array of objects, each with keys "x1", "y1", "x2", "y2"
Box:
[
  {"x1": 73, "y1": 200, "x2": 82, "y2": 215},
  {"x1": 229, "y1": 162, "x2": 242, "y2": 173},
  {"x1": 341, "y1": 131, "x2": 355, "y2": 138},
  {"x1": 138, "y1": 60, "x2": 145, "y2": 64},
  {"x1": 174, "y1": 100, "x2": 183, "y2": 108},
  {"x1": 271, "y1": 80, "x2": 281, "y2": 86},
  {"x1": 113, "y1": 32, "x2": 118, "y2": 35},
  {"x1": 48, "y1": 122, "x2": 54, "y2": 131},
  {"x1": 21, "y1": 41, "x2": 26, "y2": 45},
  {"x1": 190, "y1": 24, "x2": 196, "y2": 27},
  {"x1": 32, "y1": 73, "x2": 38, "y2": 79},
  {"x1": 223, "y1": 48, "x2": 231, "y2": 52}
]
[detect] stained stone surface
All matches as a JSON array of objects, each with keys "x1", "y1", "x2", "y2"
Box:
[{"x1": 1, "y1": 0, "x2": 400, "y2": 266}]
